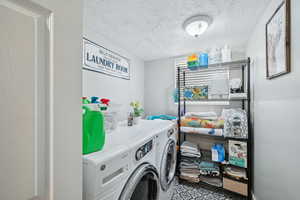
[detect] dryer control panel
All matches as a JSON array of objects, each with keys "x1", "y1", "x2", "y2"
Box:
[
  {"x1": 167, "y1": 128, "x2": 175, "y2": 137},
  {"x1": 135, "y1": 140, "x2": 153, "y2": 161}
]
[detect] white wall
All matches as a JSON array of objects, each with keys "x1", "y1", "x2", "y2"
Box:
[
  {"x1": 144, "y1": 58, "x2": 176, "y2": 116},
  {"x1": 82, "y1": 26, "x2": 145, "y2": 117},
  {"x1": 246, "y1": 0, "x2": 300, "y2": 199}
]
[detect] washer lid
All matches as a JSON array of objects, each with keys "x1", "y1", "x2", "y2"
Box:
[
  {"x1": 160, "y1": 139, "x2": 177, "y2": 191},
  {"x1": 119, "y1": 164, "x2": 159, "y2": 200}
]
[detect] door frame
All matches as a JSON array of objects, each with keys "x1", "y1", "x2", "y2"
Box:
[{"x1": 0, "y1": 0, "x2": 83, "y2": 200}]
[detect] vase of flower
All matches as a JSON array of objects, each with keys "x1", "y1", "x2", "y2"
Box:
[
  {"x1": 130, "y1": 101, "x2": 144, "y2": 125},
  {"x1": 133, "y1": 116, "x2": 141, "y2": 125}
]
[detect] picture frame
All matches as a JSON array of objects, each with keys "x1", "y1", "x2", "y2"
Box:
[
  {"x1": 184, "y1": 86, "x2": 208, "y2": 101},
  {"x1": 83, "y1": 38, "x2": 131, "y2": 80},
  {"x1": 266, "y1": 0, "x2": 291, "y2": 79}
]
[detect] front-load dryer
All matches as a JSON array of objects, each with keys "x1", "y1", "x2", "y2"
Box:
[
  {"x1": 155, "y1": 121, "x2": 177, "y2": 200},
  {"x1": 119, "y1": 135, "x2": 159, "y2": 200}
]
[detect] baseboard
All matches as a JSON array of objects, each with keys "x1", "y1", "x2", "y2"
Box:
[{"x1": 252, "y1": 193, "x2": 257, "y2": 200}]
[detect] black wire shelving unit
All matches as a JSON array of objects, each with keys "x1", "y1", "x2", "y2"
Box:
[{"x1": 176, "y1": 58, "x2": 253, "y2": 199}]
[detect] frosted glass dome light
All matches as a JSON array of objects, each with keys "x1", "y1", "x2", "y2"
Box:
[{"x1": 183, "y1": 15, "x2": 212, "y2": 37}]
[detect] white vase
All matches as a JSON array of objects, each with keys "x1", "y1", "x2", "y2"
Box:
[{"x1": 133, "y1": 116, "x2": 141, "y2": 125}]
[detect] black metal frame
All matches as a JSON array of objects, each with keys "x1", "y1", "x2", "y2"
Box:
[{"x1": 176, "y1": 58, "x2": 253, "y2": 199}]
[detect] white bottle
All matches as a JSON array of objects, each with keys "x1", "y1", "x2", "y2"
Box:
[
  {"x1": 209, "y1": 47, "x2": 222, "y2": 64},
  {"x1": 221, "y1": 45, "x2": 232, "y2": 62}
]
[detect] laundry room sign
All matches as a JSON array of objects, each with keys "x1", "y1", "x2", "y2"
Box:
[{"x1": 83, "y1": 38, "x2": 130, "y2": 80}]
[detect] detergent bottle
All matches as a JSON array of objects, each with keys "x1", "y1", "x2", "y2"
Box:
[
  {"x1": 187, "y1": 53, "x2": 200, "y2": 70},
  {"x1": 199, "y1": 53, "x2": 208, "y2": 67},
  {"x1": 82, "y1": 100, "x2": 105, "y2": 155}
]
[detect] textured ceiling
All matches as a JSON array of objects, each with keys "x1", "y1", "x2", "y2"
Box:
[{"x1": 84, "y1": 0, "x2": 271, "y2": 61}]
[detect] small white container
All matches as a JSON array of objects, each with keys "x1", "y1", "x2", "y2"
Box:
[
  {"x1": 103, "y1": 103, "x2": 122, "y2": 133},
  {"x1": 221, "y1": 45, "x2": 232, "y2": 62},
  {"x1": 103, "y1": 111, "x2": 118, "y2": 133},
  {"x1": 209, "y1": 47, "x2": 222, "y2": 64}
]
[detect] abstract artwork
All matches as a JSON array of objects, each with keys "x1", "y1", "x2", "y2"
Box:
[
  {"x1": 184, "y1": 86, "x2": 208, "y2": 101},
  {"x1": 266, "y1": 0, "x2": 290, "y2": 79}
]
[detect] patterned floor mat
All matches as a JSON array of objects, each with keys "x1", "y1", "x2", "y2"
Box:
[{"x1": 171, "y1": 178, "x2": 247, "y2": 200}]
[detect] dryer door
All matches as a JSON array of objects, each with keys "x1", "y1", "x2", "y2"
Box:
[
  {"x1": 160, "y1": 139, "x2": 177, "y2": 191},
  {"x1": 119, "y1": 164, "x2": 159, "y2": 200}
]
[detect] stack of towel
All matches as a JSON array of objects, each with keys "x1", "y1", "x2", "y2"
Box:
[
  {"x1": 198, "y1": 161, "x2": 222, "y2": 187},
  {"x1": 179, "y1": 142, "x2": 201, "y2": 182},
  {"x1": 179, "y1": 141, "x2": 223, "y2": 187},
  {"x1": 181, "y1": 141, "x2": 201, "y2": 158},
  {"x1": 179, "y1": 157, "x2": 201, "y2": 183},
  {"x1": 180, "y1": 112, "x2": 224, "y2": 136}
]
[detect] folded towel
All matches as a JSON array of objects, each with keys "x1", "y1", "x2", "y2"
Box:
[
  {"x1": 181, "y1": 127, "x2": 223, "y2": 136},
  {"x1": 224, "y1": 166, "x2": 247, "y2": 180},
  {"x1": 180, "y1": 164, "x2": 199, "y2": 169},
  {"x1": 180, "y1": 157, "x2": 201, "y2": 166},
  {"x1": 180, "y1": 141, "x2": 201, "y2": 158},
  {"x1": 185, "y1": 112, "x2": 217, "y2": 118},
  {"x1": 180, "y1": 157, "x2": 200, "y2": 168},
  {"x1": 181, "y1": 117, "x2": 224, "y2": 129},
  {"x1": 199, "y1": 161, "x2": 220, "y2": 176},
  {"x1": 180, "y1": 170, "x2": 200, "y2": 176},
  {"x1": 199, "y1": 176, "x2": 222, "y2": 187},
  {"x1": 181, "y1": 141, "x2": 199, "y2": 149},
  {"x1": 199, "y1": 161, "x2": 219, "y2": 169},
  {"x1": 146, "y1": 115, "x2": 177, "y2": 120},
  {"x1": 180, "y1": 175, "x2": 200, "y2": 183},
  {"x1": 181, "y1": 153, "x2": 201, "y2": 158},
  {"x1": 200, "y1": 169, "x2": 220, "y2": 176}
]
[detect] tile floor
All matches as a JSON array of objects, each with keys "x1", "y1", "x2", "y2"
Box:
[{"x1": 172, "y1": 178, "x2": 246, "y2": 200}]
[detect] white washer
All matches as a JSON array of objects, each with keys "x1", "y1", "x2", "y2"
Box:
[
  {"x1": 83, "y1": 145, "x2": 131, "y2": 200},
  {"x1": 155, "y1": 120, "x2": 177, "y2": 200},
  {"x1": 83, "y1": 120, "x2": 163, "y2": 200}
]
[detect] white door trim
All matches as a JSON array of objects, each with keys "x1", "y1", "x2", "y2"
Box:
[{"x1": 0, "y1": 1, "x2": 53, "y2": 199}]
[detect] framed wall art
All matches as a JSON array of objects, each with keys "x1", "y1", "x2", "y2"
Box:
[{"x1": 266, "y1": 0, "x2": 291, "y2": 79}]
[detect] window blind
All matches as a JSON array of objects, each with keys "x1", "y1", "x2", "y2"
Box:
[{"x1": 174, "y1": 57, "x2": 230, "y2": 99}]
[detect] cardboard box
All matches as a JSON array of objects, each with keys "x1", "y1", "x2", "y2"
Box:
[{"x1": 223, "y1": 177, "x2": 248, "y2": 196}]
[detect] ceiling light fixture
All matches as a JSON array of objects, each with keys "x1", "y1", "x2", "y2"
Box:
[{"x1": 183, "y1": 15, "x2": 212, "y2": 37}]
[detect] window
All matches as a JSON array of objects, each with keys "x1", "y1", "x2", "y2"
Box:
[{"x1": 174, "y1": 57, "x2": 230, "y2": 105}]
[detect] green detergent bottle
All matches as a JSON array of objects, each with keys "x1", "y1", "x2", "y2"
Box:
[{"x1": 82, "y1": 101, "x2": 105, "y2": 155}]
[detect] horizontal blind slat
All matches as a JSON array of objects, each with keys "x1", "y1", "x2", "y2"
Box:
[{"x1": 175, "y1": 60, "x2": 230, "y2": 94}]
